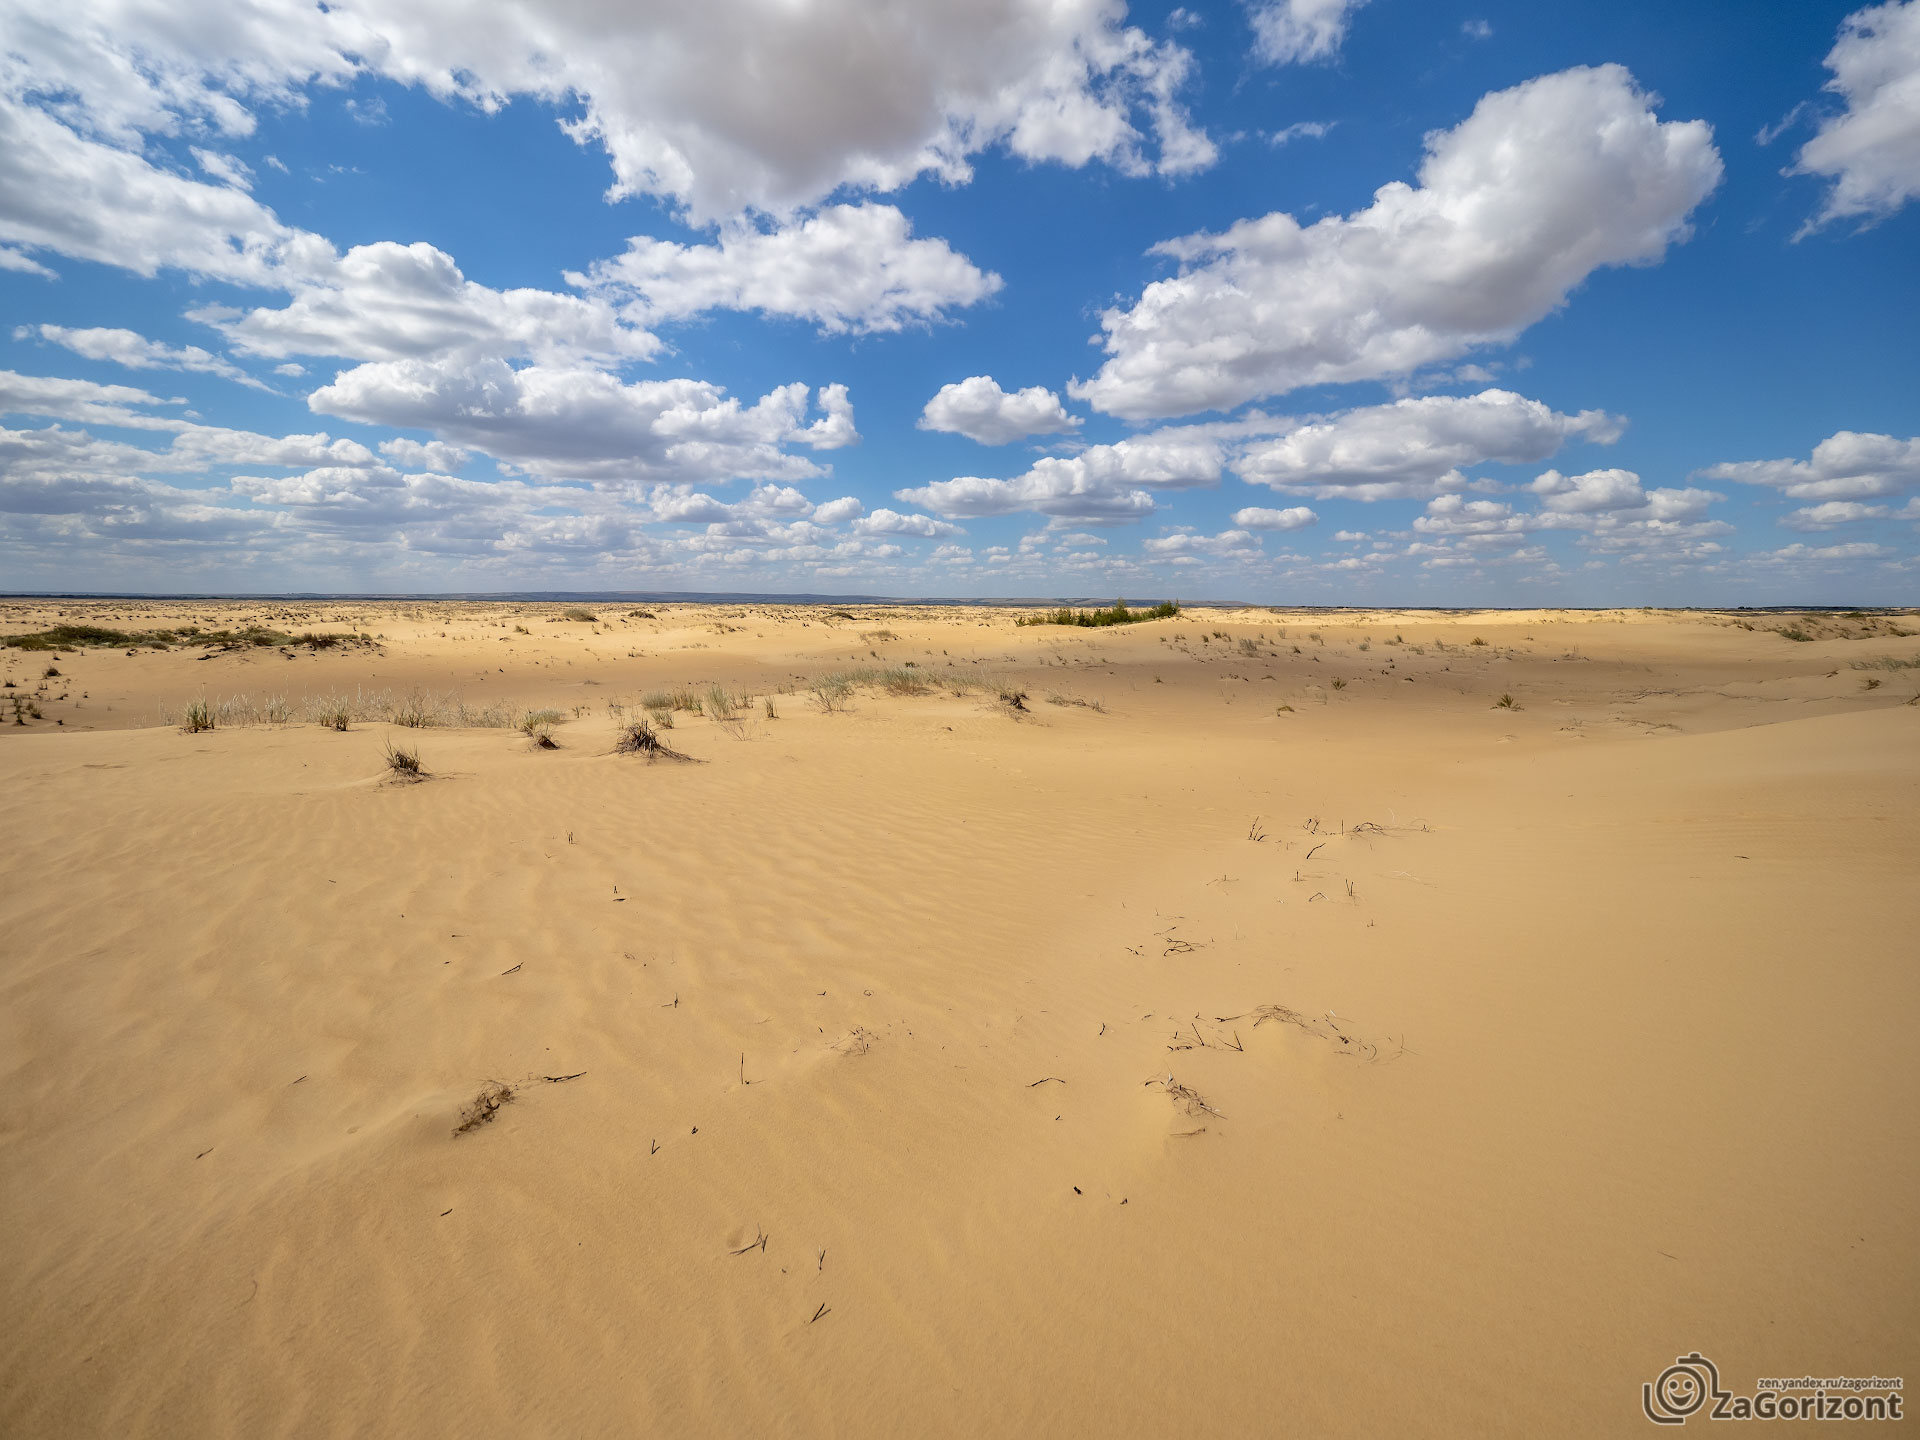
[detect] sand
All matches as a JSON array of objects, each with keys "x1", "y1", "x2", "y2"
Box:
[{"x1": 1, "y1": 600, "x2": 1915, "y2": 1437}]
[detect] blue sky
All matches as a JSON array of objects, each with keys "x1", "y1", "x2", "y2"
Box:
[{"x1": 2, "y1": 0, "x2": 1917, "y2": 600}]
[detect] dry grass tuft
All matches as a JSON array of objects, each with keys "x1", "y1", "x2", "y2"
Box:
[
  {"x1": 383, "y1": 739, "x2": 427, "y2": 780},
  {"x1": 614, "y1": 717, "x2": 698, "y2": 762}
]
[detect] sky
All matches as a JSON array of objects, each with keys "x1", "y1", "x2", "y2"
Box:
[{"x1": 2, "y1": 0, "x2": 1917, "y2": 602}]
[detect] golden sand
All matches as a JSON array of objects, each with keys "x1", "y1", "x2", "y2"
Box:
[{"x1": 2, "y1": 600, "x2": 1915, "y2": 1436}]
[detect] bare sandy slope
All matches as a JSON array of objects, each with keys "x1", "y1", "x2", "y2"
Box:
[{"x1": 2, "y1": 601, "x2": 1916, "y2": 1437}]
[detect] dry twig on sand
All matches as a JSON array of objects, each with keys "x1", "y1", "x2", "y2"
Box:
[{"x1": 1146, "y1": 1073, "x2": 1222, "y2": 1118}]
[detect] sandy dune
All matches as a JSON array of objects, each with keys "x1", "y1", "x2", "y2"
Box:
[{"x1": 2, "y1": 601, "x2": 1915, "y2": 1437}]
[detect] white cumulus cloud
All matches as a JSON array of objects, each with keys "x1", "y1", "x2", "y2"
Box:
[
  {"x1": 897, "y1": 431, "x2": 1222, "y2": 522},
  {"x1": 1247, "y1": 0, "x2": 1370, "y2": 65},
  {"x1": 1235, "y1": 389, "x2": 1623, "y2": 500},
  {"x1": 196, "y1": 241, "x2": 660, "y2": 366},
  {"x1": 852, "y1": 508, "x2": 965, "y2": 538},
  {"x1": 310, "y1": 358, "x2": 857, "y2": 484},
  {"x1": 0, "y1": 0, "x2": 1213, "y2": 229},
  {"x1": 1792, "y1": 1, "x2": 1920, "y2": 229},
  {"x1": 918, "y1": 376, "x2": 1082, "y2": 445},
  {"x1": 1232, "y1": 505, "x2": 1317, "y2": 531},
  {"x1": 1697, "y1": 430, "x2": 1920, "y2": 501},
  {"x1": 25, "y1": 325, "x2": 269, "y2": 390},
  {"x1": 583, "y1": 204, "x2": 1001, "y2": 335},
  {"x1": 1072, "y1": 66, "x2": 1722, "y2": 419}
]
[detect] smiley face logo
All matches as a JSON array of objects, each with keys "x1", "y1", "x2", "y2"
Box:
[{"x1": 1643, "y1": 1353, "x2": 1721, "y2": 1425}]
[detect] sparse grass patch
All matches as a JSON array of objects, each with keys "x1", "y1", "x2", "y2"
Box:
[
  {"x1": 1851, "y1": 654, "x2": 1920, "y2": 670},
  {"x1": 763, "y1": 697, "x2": 778, "y2": 719},
  {"x1": 559, "y1": 607, "x2": 599, "y2": 622},
  {"x1": 1330, "y1": 678, "x2": 1347, "y2": 690},
  {"x1": 314, "y1": 696, "x2": 352, "y2": 731},
  {"x1": 705, "y1": 684, "x2": 740, "y2": 719},
  {"x1": 518, "y1": 707, "x2": 566, "y2": 735},
  {"x1": 1470, "y1": 636, "x2": 1488, "y2": 647},
  {"x1": 641, "y1": 686, "x2": 703, "y2": 712},
  {"x1": 1236, "y1": 638, "x2": 1259, "y2": 656},
  {"x1": 998, "y1": 687, "x2": 1028, "y2": 711},
  {"x1": 811, "y1": 675, "x2": 854, "y2": 712},
  {"x1": 1494, "y1": 692, "x2": 1519, "y2": 709},
  {"x1": 1779, "y1": 627, "x2": 1813, "y2": 642},
  {"x1": 182, "y1": 697, "x2": 214, "y2": 732},
  {"x1": 860, "y1": 629, "x2": 899, "y2": 643}
]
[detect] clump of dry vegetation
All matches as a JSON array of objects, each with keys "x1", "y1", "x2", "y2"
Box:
[
  {"x1": 614, "y1": 717, "x2": 697, "y2": 762},
  {"x1": 453, "y1": 1081, "x2": 514, "y2": 1135},
  {"x1": 383, "y1": 740, "x2": 427, "y2": 780}
]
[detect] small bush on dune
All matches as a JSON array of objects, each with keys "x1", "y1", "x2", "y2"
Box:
[
  {"x1": 518, "y1": 707, "x2": 566, "y2": 735},
  {"x1": 182, "y1": 698, "x2": 214, "y2": 732},
  {"x1": 384, "y1": 740, "x2": 427, "y2": 779},
  {"x1": 559, "y1": 607, "x2": 599, "y2": 622},
  {"x1": 614, "y1": 717, "x2": 697, "y2": 762}
]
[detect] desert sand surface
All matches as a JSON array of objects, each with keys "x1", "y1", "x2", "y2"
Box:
[{"x1": 1, "y1": 598, "x2": 1916, "y2": 1438}]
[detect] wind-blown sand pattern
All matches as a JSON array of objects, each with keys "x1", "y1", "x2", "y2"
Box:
[{"x1": 2, "y1": 601, "x2": 1916, "y2": 1437}]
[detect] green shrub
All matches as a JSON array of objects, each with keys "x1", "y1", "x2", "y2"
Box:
[{"x1": 1016, "y1": 600, "x2": 1178, "y2": 628}]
